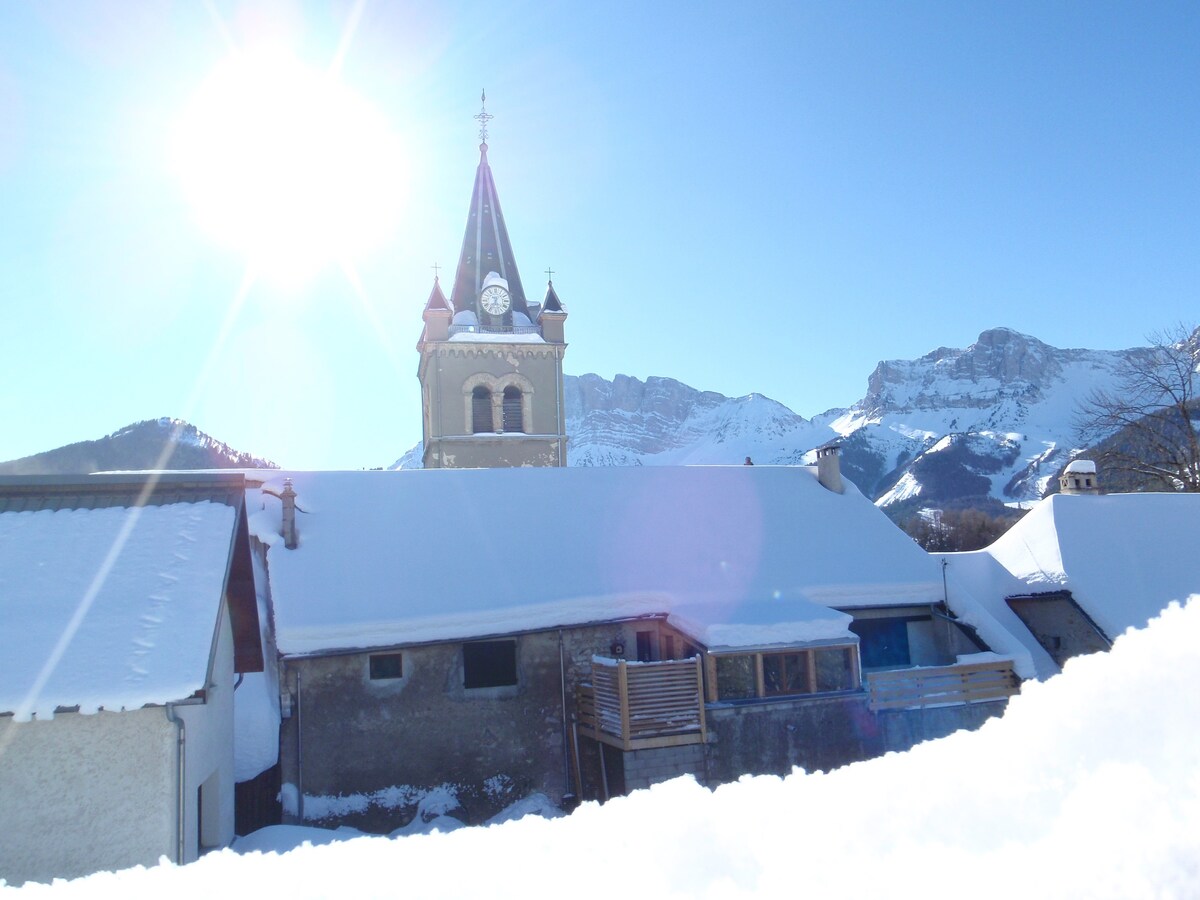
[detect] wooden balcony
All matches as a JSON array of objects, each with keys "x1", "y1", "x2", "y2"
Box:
[
  {"x1": 865, "y1": 658, "x2": 1020, "y2": 711},
  {"x1": 576, "y1": 657, "x2": 707, "y2": 751}
]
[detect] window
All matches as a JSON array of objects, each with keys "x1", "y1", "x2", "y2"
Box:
[
  {"x1": 713, "y1": 646, "x2": 860, "y2": 702},
  {"x1": 636, "y1": 630, "x2": 655, "y2": 662},
  {"x1": 814, "y1": 647, "x2": 855, "y2": 692},
  {"x1": 369, "y1": 653, "x2": 403, "y2": 680},
  {"x1": 849, "y1": 618, "x2": 911, "y2": 669},
  {"x1": 472, "y1": 386, "x2": 493, "y2": 433},
  {"x1": 502, "y1": 386, "x2": 523, "y2": 432},
  {"x1": 463, "y1": 640, "x2": 517, "y2": 688},
  {"x1": 715, "y1": 655, "x2": 757, "y2": 700},
  {"x1": 763, "y1": 652, "x2": 809, "y2": 695}
]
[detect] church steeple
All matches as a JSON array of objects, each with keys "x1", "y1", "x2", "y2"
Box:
[
  {"x1": 416, "y1": 94, "x2": 568, "y2": 470},
  {"x1": 449, "y1": 92, "x2": 529, "y2": 317}
]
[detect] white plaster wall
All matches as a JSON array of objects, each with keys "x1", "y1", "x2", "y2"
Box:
[
  {"x1": 0, "y1": 601, "x2": 238, "y2": 885},
  {"x1": 176, "y1": 600, "x2": 236, "y2": 861},
  {"x1": 0, "y1": 707, "x2": 176, "y2": 887}
]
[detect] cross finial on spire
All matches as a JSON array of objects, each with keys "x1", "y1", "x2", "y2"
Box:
[
  {"x1": 545, "y1": 267, "x2": 555, "y2": 283},
  {"x1": 474, "y1": 89, "x2": 493, "y2": 145},
  {"x1": 431, "y1": 262, "x2": 441, "y2": 281}
]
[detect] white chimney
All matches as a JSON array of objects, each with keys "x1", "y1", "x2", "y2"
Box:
[
  {"x1": 1059, "y1": 459, "x2": 1099, "y2": 495},
  {"x1": 816, "y1": 444, "x2": 844, "y2": 494}
]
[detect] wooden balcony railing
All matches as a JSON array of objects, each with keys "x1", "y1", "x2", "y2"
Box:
[
  {"x1": 576, "y1": 657, "x2": 707, "y2": 751},
  {"x1": 865, "y1": 659, "x2": 1019, "y2": 711}
]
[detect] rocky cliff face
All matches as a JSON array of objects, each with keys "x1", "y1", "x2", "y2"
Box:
[
  {"x1": 822, "y1": 328, "x2": 1131, "y2": 508},
  {"x1": 561, "y1": 328, "x2": 1135, "y2": 512}
]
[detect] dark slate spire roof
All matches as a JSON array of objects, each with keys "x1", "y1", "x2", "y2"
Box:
[
  {"x1": 449, "y1": 143, "x2": 530, "y2": 316},
  {"x1": 540, "y1": 279, "x2": 564, "y2": 313},
  {"x1": 423, "y1": 277, "x2": 450, "y2": 312}
]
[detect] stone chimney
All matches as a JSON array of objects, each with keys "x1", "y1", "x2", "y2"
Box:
[
  {"x1": 816, "y1": 444, "x2": 844, "y2": 494},
  {"x1": 1059, "y1": 459, "x2": 1099, "y2": 495},
  {"x1": 280, "y1": 478, "x2": 298, "y2": 549}
]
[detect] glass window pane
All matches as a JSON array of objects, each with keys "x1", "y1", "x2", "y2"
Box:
[
  {"x1": 715, "y1": 655, "x2": 756, "y2": 700},
  {"x1": 815, "y1": 648, "x2": 853, "y2": 692}
]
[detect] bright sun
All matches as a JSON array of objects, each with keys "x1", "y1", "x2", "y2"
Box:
[{"x1": 172, "y1": 50, "x2": 405, "y2": 286}]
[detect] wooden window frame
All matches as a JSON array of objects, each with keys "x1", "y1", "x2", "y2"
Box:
[{"x1": 706, "y1": 645, "x2": 860, "y2": 703}]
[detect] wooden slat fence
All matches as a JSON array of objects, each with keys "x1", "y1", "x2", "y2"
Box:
[
  {"x1": 577, "y1": 658, "x2": 706, "y2": 751},
  {"x1": 866, "y1": 659, "x2": 1019, "y2": 711}
]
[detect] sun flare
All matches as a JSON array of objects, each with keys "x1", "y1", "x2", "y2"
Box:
[{"x1": 172, "y1": 49, "x2": 405, "y2": 286}]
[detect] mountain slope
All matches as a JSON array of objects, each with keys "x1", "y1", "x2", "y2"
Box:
[
  {"x1": 817, "y1": 328, "x2": 1130, "y2": 508},
  {"x1": 0, "y1": 418, "x2": 278, "y2": 475},
  {"x1": 565, "y1": 374, "x2": 835, "y2": 466}
]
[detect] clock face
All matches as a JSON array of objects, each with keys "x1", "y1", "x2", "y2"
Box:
[{"x1": 479, "y1": 285, "x2": 511, "y2": 316}]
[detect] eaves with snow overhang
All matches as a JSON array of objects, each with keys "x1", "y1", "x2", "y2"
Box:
[
  {"x1": 247, "y1": 465, "x2": 968, "y2": 659},
  {"x1": 0, "y1": 472, "x2": 262, "y2": 719}
]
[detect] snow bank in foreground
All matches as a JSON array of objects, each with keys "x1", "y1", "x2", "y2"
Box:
[{"x1": 8, "y1": 599, "x2": 1200, "y2": 897}]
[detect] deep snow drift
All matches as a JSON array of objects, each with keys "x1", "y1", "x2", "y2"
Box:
[{"x1": 7, "y1": 598, "x2": 1199, "y2": 898}]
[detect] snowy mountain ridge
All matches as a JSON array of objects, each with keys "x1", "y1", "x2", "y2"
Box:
[{"x1": 392, "y1": 327, "x2": 1133, "y2": 515}]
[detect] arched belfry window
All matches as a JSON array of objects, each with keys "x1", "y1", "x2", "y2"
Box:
[
  {"x1": 472, "y1": 386, "x2": 493, "y2": 433},
  {"x1": 502, "y1": 386, "x2": 523, "y2": 433}
]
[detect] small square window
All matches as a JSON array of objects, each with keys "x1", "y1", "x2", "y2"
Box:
[
  {"x1": 463, "y1": 640, "x2": 517, "y2": 689},
  {"x1": 369, "y1": 653, "x2": 403, "y2": 680}
]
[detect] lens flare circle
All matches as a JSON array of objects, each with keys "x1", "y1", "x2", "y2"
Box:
[{"x1": 173, "y1": 49, "x2": 404, "y2": 285}]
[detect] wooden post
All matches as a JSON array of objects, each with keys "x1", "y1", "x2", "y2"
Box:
[
  {"x1": 695, "y1": 657, "x2": 708, "y2": 743},
  {"x1": 754, "y1": 653, "x2": 766, "y2": 699},
  {"x1": 704, "y1": 654, "x2": 718, "y2": 703},
  {"x1": 806, "y1": 650, "x2": 817, "y2": 693},
  {"x1": 617, "y1": 659, "x2": 631, "y2": 751}
]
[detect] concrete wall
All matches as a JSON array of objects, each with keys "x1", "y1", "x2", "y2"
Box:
[
  {"x1": 280, "y1": 619, "x2": 691, "y2": 831},
  {"x1": 603, "y1": 694, "x2": 1010, "y2": 796},
  {"x1": 0, "y1": 707, "x2": 176, "y2": 887},
  {"x1": 876, "y1": 699, "x2": 1010, "y2": 754}
]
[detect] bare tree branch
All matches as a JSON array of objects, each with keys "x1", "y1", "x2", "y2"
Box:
[{"x1": 1073, "y1": 323, "x2": 1200, "y2": 492}]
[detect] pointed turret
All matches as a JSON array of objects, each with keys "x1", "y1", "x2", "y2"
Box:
[
  {"x1": 449, "y1": 142, "x2": 530, "y2": 318},
  {"x1": 419, "y1": 277, "x2": 452, "y2": 344},
  {"x1": 538, "y1": 278, "x2": 567, "y2": 344}
]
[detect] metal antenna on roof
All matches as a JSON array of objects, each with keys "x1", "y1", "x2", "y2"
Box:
[{"x1": 474, "y1": 89, "x2": 493, "y2": 145}]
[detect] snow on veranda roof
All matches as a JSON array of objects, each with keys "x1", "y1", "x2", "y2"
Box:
[
  {"x1": 249, "y1": 465, "x2": 953, "y2": 657},
  {"x1": 0, "y1": 474, "x2": 260, "y2": 720}
]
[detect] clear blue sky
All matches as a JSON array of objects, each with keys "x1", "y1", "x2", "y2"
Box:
[{"x1": 1, "y1": 1, "x2": 1197, "y2": 469}]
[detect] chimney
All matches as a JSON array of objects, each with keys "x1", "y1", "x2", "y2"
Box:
[
  {"x1": 816, "y1": 444, "x2": 844, "y2": 494},
  {"x1": 280, "y1": 478, "x2": 298, "y2": 549},
  {"x1": 1059, "y1": 459, "x2": 1099, "y2": 495}
]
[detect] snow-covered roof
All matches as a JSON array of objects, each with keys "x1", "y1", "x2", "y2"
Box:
[
  {"x1": 0, "y1": 477, "x2": 250, "y2": 719},
  {"x1": 1063, "y1": 459, "x2": 1096, "y2": 474},
  {"x1": 949, "y1": 492, "x2": 1200, "y2": 677},
  {"x1": 249, "y1": 466, "x2": 957, "y2": 656}
]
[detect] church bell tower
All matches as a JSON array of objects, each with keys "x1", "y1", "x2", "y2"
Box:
[{"x1": 416, "y1": 94, "x2": 568, "y2": 468}]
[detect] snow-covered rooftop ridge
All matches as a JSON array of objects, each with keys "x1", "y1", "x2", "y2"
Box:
[
  {"x1": 0, "y1": 500, "x2": 238, "y2": 719},
  {"x1": 1063, "y1": 459, "x2": 1096, "y2": 474},
  {"x1": 252, "y1": 466, "x2": 951, "y2": 656},
  {"x1": 949, "y1": 491, "x2": 1200, "y2": 676}
]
